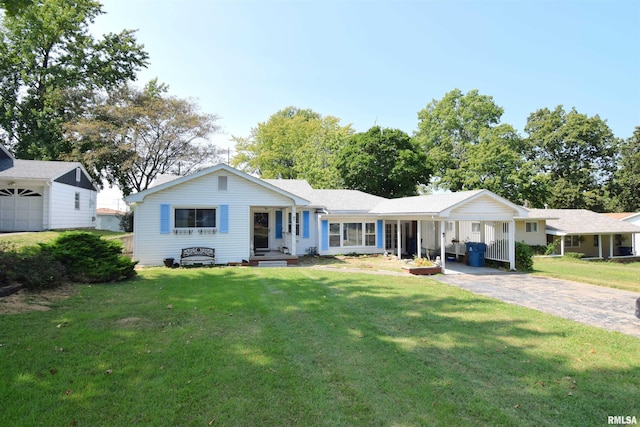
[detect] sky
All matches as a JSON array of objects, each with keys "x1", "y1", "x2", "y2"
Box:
[{"x1": 92, "y1": 0, "x2": 640, "y2": 208}]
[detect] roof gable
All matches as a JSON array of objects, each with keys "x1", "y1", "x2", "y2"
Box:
[{"x1": 125, "y1": 164, "x2": 310, "y2": 205}]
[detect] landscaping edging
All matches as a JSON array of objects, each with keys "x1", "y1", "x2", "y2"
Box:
[
  {"x1": 401, "y1": 266, "x2": 442, "y2": 275},
  {"x1": 0, "y1": 284, "x2": 24, "y2": 297}
]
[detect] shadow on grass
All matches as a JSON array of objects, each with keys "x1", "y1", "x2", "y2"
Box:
[{"x1": 2, "y1": 266, "x2": 639, "y2": 426}]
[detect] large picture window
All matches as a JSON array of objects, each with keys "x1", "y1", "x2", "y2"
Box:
[
  {"x1": 343, "y1": 223, "x2": 362, "y2": 246},
  {"x1": 175, "y1": 208, "x2": 216, "y2": 228}
]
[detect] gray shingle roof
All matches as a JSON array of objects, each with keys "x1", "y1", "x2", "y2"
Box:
[
  {"x1": 370, "y1": 190, "x2": 486, "y2": 214},
  {"x1": 264, "y1": 179, "x2": 387, "y2": 212},
  {"x1": 527, "y1": 209, "x2": 640, "y2": 235},
  {"x1": 0, "y1": 159, "x2": 83, "y2": 180}
]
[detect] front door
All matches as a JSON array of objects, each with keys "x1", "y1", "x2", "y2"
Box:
[{"x1": 254, "y1": 212, "x2": 269, "y2": 250}]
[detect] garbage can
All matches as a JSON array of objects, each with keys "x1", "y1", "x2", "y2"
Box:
[{"x1": 465, "y1": 242, "x2": 487, "y2": 267}]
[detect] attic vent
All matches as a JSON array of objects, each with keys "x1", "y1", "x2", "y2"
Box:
[
  {"x1": 218, "y1": 176, "x2": 227, "y2": 191},
  {"x1": 76, "y1": 167, "x2": 81, "y2": 182}
]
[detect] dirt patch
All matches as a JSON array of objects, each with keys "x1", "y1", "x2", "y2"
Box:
[{"x1": 0, "y1": 284, "x2": 77, "y2": 315}]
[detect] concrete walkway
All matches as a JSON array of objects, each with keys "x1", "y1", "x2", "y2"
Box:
[{"x1": 435, "y1": 263, "x2": 640, "y2": 339}]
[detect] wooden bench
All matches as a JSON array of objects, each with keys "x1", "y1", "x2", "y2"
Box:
[{"x1": 180, "y1": 247, "x2": 215, "y2": 266}]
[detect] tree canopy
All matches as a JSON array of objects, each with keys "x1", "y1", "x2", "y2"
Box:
[
  {"x1": 232, "y1": 106, "x2": 353, "y2": 189},
  {"x1": 609, "y1": 126, "x2": 640, "y2": 212},
  {"x1": 64, "y1": 80, "x2": 220, "y2": 196},
  {"x1": 0, "y1": 0, "x2": 148, "y2": 159},
  {"x1": 336, "y1": 126, "x2": 430, "y2": 198},
  {"x1": 523, "y1": 106, "x2": 617, "y2": 211}
]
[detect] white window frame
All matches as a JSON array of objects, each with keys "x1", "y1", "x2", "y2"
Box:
[
  {"x1": 565, "y1": 235, "x2": 581, "y2": 248},
  {"x1": 74, "y1": 192, "x2": 80, "y2": 210},
  {"x1": 174, "y1": 207, "x2": 217, "y2": 229},
  {"x1": 525, "y1": 221, "x2": 538, "y2": 233}
]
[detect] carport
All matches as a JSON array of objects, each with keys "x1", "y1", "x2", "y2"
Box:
[{"x1": 369, "y1": 190, "x2": 529, "y2": 272}]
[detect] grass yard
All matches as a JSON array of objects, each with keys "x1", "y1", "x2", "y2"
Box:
[
  {"x1": 533, "y1": 256, "x2": 640, "y2": 293},
  {"x1": 1, "y1": 267, "x2": 639, "y2": 426},
  {"x1": 0, "y1": 230, "x2": 126, "y2": 249}
]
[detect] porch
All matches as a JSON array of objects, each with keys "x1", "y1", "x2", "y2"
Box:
[{"x1": 248, "y1": 250, "x2": 299, "y2": 266}]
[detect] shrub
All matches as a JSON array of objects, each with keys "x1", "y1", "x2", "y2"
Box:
[
  {"x1": 0, "y1": 243, "x2": 65, "y2": 290},
  {"x1": 544, "y1": 242, "x2": 557, "y2": 255},
  {"x1": 515, "y1": 241, "x2": 534, "y2": 272},
  {"x1": 564, "y1": 252, "x2": 585, "y2": 260},
  {"x1": 40, "y1": 232, "x2": 137, "y2": 283},
  {"x1": 119, "y1": 211, "x2": 134, "y2": 232}
]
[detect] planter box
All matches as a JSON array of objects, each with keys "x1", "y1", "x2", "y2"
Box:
[{"x1": 401, "y1": 265, "x2": 442, "y2": 275}]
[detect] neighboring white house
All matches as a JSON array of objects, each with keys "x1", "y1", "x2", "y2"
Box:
[
  {"x1": 96, "y1": 208, "x2": 127, "y2": 232},
  {"x1": 125, "y1": 163, "x2": 536, "y2": 271},
  {"x1": 0, "y1": 144, "x2": 98, "y2": 232}
]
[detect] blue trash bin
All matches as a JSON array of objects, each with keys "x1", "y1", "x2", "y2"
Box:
[{"x1": 466, "y1": 242, "x2": 487, "y2": 267}]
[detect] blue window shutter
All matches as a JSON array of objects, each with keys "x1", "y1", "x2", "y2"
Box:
[
  {"x1": 302, "y1": 210, "x2": 310, "y2": 238},
  {"x1": 377, "y1": 220, "x2": 383, "y2": 249},
  {"x1": 160, "y1": 204, "x2": 170, "y2": 234},
  {"x1": 219, "y1": 204, "x2": 229, "y2": 233},
  {"x1": 275, "y1": 210, "x2": 283, "y2": 239},
  {"x1": 321, "y1": 220, "x2": 329, "y2": 251}
]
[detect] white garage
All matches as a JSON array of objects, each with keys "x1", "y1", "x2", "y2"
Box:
[
  {"x1": 0, "y1": 188, "x2": 45, "y2": 231},
  {"x1": 0, "y1": 144, "x2": 98, "y2": 232}
]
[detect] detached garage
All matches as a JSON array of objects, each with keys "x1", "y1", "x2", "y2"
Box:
[{"x1": 0, "y1": 144, "x2": 98, "y2": 232}]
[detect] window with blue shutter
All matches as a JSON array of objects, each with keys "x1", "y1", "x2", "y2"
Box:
[
  {"x1": 303, "y1": 210, "x2": 310, "y2": 238},
  {"x1": 160, "y1": 204, "x2": 170, "y2": 234},
  {"x1": 219, "y1": 204, "x2": 229, "y2": 233},
  {"x1": 275, "y1": 210, "x2": 283, "y2": 239},
  {"x1": 377, "y1": 220, "x2": 383, "y2": 248},
  {"x1": 321, "y1": 220, "x2": 329, "y2": 251}
]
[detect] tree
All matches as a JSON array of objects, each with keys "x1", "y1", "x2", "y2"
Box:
[
  {"x1": 415, "y1": 89, "x2": 504, "y2": 191},
  {"x1": 461, "y1": 124, "x2": 549, "y2": 206},
  {"x1": 232, "y1": 106, "x2": 353, "y2": 188},
  {"x1": 64, "y1": 80, "x2": 221, "y2": 196},
  {"x1": 336, "y1": 126, "x2": 430, "y2": 198},
  {"x1": 609, "y1": 126, "x2": 640, "y2": 212},
  {"x1": 523, "y1": 106, "x2": 617, "y2": 211},
  {"x1": 0, "y1": 0, "x2": 148, "y2": 159}
]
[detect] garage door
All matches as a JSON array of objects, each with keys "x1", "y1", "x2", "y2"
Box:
[{"x1": 0, "y1": 188, "x2": 44, "y2": 231}]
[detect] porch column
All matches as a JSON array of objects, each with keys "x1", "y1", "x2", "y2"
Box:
[
  {"x1": 609, "y1": 234, "x2": 614, "y2": 259},
  {"x1": 598, "y1": 234, "x2": 603, "y2": 258},
  {"x1": 291, "y1": 206, "x2": 297, "y2": 256},
  {"x1": 560, "y1": 236, "x2": 565, "y2": 256},
  {"x1": 440, "y1": 221, "x2": 447, "y2": 273},
  {"x1": 509, "y1": 219, "x2": 515, "y2": 270},
  {"x1": 417, "y1": 220, "x2": 422, "y2": 258},
  {"x1": 397, "y1": 220, "x2": 402, "y2": 259}
]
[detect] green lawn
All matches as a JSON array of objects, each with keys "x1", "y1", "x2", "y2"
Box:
[
  {"x1": 533, "y1": 256, "x2": 640, "y2": 293},
  {"x1": 0, "y1": 230, "x2": 126, "y2": 249},
  {"x1": 2, "y1": 267, "x2": 639, "y2": 426}
]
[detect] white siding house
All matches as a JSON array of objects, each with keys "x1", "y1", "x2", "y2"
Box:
[
  {"x1": 0, "y1": 144, "x2": 98, "y2": 232},
  {"x1": 127, "y1": 167, "x2": 539, "y2": 272}
]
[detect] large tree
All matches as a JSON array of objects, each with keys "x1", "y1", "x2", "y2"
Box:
[
  {"x1": 415, "y1": 89, "x2": 504, "y2": 191},
  {"x1": 64, "y1": 80, "x2": 220, "y2": 196},
  {"x1": 609, "y1": 126, "x2": 640, "y2": 212},
  {"x1": 461, "y1": 124, "x2": 548, "y2": 206},
  {"x1": 336, "y1": 126, "x2": 430, "y2": 198},
  {"x1": 232, "y1": 106, "x2": 352, "y2": 188},
  {"x1": 0, "y1": 0, "x2": 148, "y2": 159},
  {"x1": 523, "y1": 106, "x2": 617, "y2": 211}
]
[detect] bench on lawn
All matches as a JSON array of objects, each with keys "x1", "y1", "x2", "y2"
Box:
[{"x1": 180, "y1": 247, "x2": 215, "y2": 266}]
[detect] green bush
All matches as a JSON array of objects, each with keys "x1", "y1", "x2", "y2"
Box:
[
  {"x1": 515, "y1": 241, "x2": 534, "y2": 272},
  {"x1": 0, "y1": 243, "x2": 65, "y2": 290},
  {"x1": 544, "y1": 242, "x2": 557, "y2": 255},
  {"x1": 40, "y1": 232, "x2": 137, "y2": 283},
  {"x1": 564, "y1": 252, "x2": 585, "y2": 260}
]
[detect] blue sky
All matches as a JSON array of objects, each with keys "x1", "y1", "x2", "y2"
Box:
[{"x1": 93, "y1": 0, "x2": 639, "y2": 207}]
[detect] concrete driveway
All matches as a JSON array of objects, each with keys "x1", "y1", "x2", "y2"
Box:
[{"x1": 435, "y1": 263, "x2": 640, "y2": 339}]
